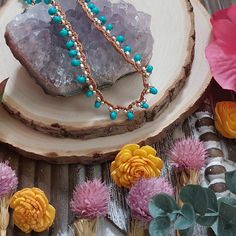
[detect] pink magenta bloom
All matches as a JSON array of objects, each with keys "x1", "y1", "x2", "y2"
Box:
[
  {"x1": 127, "y1": 177, "x2": 174, "y2": 222},
  {"x1": 0, "y1": 162, "x2": 18, "y2": 198},
  {"x1": 205, "y1": 4, "x2": 236, "y2": 92},
  {"x1": 70, "y1": 179, "x2": 110, "y2": 219},
  {"x1": 169, "y1": 138, "x2": 207, "y2": 170}
]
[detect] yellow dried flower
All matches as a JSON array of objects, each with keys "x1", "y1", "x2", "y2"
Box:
[
  {"x1": 111, "y1": 144, "x2": 163, "y2": 188},
  {"x1": 10, "y1": 188, "x2": 55, "y2": 233}
]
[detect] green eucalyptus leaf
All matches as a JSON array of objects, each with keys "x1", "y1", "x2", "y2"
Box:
[
  {"x1": 217, "y1": 217, "x2": 236, "y2": 236},
  {"x1": 180, "y1": 185, "x2": 208, "y2": 215},
  {"x1": 225, "y1": 170, "x2": 236, "y2": 195},
  {"x1": 169, "y1": 211, "x2": 180, "y2": 221},
  {"x1": 218, "y1": 197, "x2": 236, "y2": 207},
  {"x1": 148, "y1": 205, "x2": 166, "y2": 219},
  {"x1": 149, "y1": 216, "x2": 171, "y2": 236},
  {"x1": 196, "y1": 188, "x2": 218, "y2": 227},
  {"x1": 211, "y1": 220, "x2": 218, "y2": 236},
  {"x1": 204, "y1": 188, "x2": 218, "y2": 212},
  {"x1": 179, "y1": 226, "x2": 194, "y2": 236},
  {"x1": 219, "y1": 201, "x2": 236, "y2": 225},
  {"x1": 196, "y1": 215, "x2": 218, "y2": 227},
  {"x1": 174, "y1": 203, "x2": 195, "y2": 230},
  {"x1": 149, "y1": 194, "x2": 179, "y2": 216}
]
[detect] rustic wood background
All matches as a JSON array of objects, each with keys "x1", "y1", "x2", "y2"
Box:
[{"x1": 0, "y1": 0, "x2": 235, "y2": 235}]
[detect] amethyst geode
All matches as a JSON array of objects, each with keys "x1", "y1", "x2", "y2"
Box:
[{"x1": 5, "y1": 0, "x2": 153, "y2": 96}]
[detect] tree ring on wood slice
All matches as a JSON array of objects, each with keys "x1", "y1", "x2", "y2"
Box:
[
  {"x1": 1, "y1": 0, "x2": 195, "y2": 139},
  {"x1": 0, "y1": 0, "x2": 212, "y2": 164}
]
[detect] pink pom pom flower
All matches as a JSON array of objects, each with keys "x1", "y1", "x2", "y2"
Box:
[
  {"x1": 70, "y1": 179, "x2": 110, "y2": 219},
  {"x1": 0, "y1": 162, "x2": 18, "y2": 198},
  {"x1": 169, "y1": 138, "x2": 207, "y2": 170},
  {"x1": 127, "y1": 177, "x2": 174, "y2": 222},
  {"x1": 205, "y1": 4, "x2": 236, "y2": 92}
]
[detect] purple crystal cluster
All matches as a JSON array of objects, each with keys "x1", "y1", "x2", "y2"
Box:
[{"x1": 5, "y1": 0, "x2": 154, "y2": 96}]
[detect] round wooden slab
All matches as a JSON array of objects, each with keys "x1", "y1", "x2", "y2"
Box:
[
  {"x1": 0, "y1": 0, "x2": 211, "y2": 164},
  {"x1": 1, "y1": 0, "x2": 194, "y2": 139}
]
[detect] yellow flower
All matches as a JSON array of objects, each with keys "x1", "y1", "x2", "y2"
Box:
[
  {"x1": 215, "y1": 101, "x2": 236, "y2": 139},
  {"x1": 10, "y1": 188, "x2": 55, "y2": 233},
  {"x1": 111, "y1": 144, "x2": 163, "y2": 188}
]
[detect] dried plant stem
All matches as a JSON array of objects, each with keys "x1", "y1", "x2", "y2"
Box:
[
  {"x1": 174, "y1": 168, "x2": 199, "y2": 236},
  {"x1": 128, "y1": 219, "x2": 148, "y2": 236},
  {"x1": 174, "y1": 168, "x2": 199, "y2": 206},
  {"x1": 73, "y1": 219, "x2": 97, "y2": 236},
  {"x1": 0, "y1": 195, "x2": 11, "y2": 236}
]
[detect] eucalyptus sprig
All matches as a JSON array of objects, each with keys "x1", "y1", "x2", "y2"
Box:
[{"x1": 148, "y1": 169, "x2": 236, "y2": 236}]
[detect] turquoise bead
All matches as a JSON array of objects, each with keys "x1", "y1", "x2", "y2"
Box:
[
  {"x1": 127, "y1": 111, "x2": 134, "y2": 120},
  {"x1": 106, "y1": 24, "x2": 113, "y2": 31},
  {"x1": 53, "y1": 16, "x2": 62, "y2": 23},
  {"x1": 146, "y1": 65, "x2": 153, "y2": 73},
  {"x1": 35, "y1": 0, "x2": 42, "y2": 3},
  {"x1": 92, "y1": 7, "x2": 100, "y2": 14},
  {"x1": 116, "y1": 35, "x2": 125, "y2": 43},
  {"x1": 134, "y1": 54, "x2": 142, "y2": 62},
  {"x1": 26, "y1": 0, "x2": 32, "y2": 3},
  {"x1": 88, "y1": 3, "x2": 95, "y2": 9},
  {"x1": 86, "y1": 90, "x2": 94, "y2": 97},
  {"x1": 85, "y1": 0, "x2": 91, "y2": 2},
  {"x1": 76, "y1": 76, "x2": 86, "y2": 84},
  {"x1": 71, "y1": 58, "x2": 81, "y2": 67},
  {"x1": 99, "y1": 16, "x2": 107, "y2": 24},
  {"x1": 124, "y1": 45, "x2": 132, "y2": 53},
  {"x1": 68, "y1": 50, "x2": 78, "y2": 58},
  {"x1": 44, "y1": 0, "x2": 52, "y2": 4},
  {"x1": 141, "y1": 102, "x2": 149, "y2": 109},
  {"x1": 48, "y1": 6, "x2": 57, "y2": 15},
  {"x1": 59, "y1": 28, "x2": 68, "y2": 37},
  {"x1": 66, "y1": 40, "x2": 75, "y2": 49},
  {"x1": 150, "y1": 87, "x2": 158, "y2": 95},
  {"x1": 110, "y1": 111, "x2": 117, "y2": 120},
  {"x1": 95, "y1": 101, "x2": 102, "y2": 109}
]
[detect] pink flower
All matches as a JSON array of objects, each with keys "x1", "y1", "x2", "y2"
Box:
[
  {"x1": 0, "y1": 162, "x2": 18, "y2": 198},
  {"x1": 127, "y1": 177, "x2": 174, "y2": 222},
  {"x1": 205, "y1": 4, "x2": 236, "y2": 92},
  {"x1": 169, "y1": 138, "x2": 207, "y2": 170},
  {"x1": 70, "y1": 179, "x2": 110, "y2": 219}
]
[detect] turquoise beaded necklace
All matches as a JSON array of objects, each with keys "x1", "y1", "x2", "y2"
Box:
[{"x1": 25, "y1": 0, "x2": 158, "y2": 121}]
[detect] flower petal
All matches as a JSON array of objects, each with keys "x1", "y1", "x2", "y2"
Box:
[
  {"x1": 227, "y1": 4, "x2": 236, "y2": 24},
  {"x1": 206, "y1": 42, "x2": 236, "y2": 92},
  {"x1": 212, "y1": 19, "x2": 236, "y2": 51},
  {"x1": 211, "y1": 7, "x2": 228, "y2": 24}
]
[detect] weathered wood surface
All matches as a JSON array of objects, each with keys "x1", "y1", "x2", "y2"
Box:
[{"x1": 0, "y1": 0, "x2": 235, "y2": 236}]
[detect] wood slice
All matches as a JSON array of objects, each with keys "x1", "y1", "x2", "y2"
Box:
[
  {"x1": 0, "y1": 0, "x2": 211, "y2": 164},
  {"x1": 0, "y1": 0, "x2": 195, "y2": 139}
]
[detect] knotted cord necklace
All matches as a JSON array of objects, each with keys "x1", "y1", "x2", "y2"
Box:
[{"x1": 26, "y1": 0, "x2": 158, "y2": 121}]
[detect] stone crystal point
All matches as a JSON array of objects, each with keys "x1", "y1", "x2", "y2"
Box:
[{"x1": 5, "y1": 0, "x2": 154, "y2": 96}]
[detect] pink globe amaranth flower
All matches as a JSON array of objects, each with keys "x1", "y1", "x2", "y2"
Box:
[
  {"x1": 70, "y1": 179, "x2": 110, "y2": 219},
  {"x1": 0, "y1": 162, "x2": 18, "y2": 198},
  {"x1": 205, "y1": 4, "x2": 236, "y2": 92},
  {"x1": 127, "y1": 177, "x2": 174, "y2": 222},
  {"x1": 169, "y1": 137, "x2": 207, "y2": 170}
]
